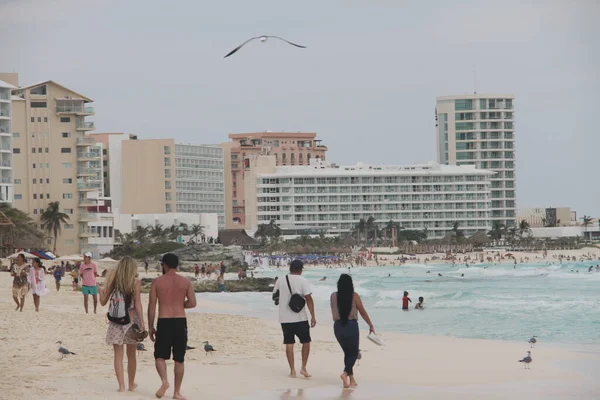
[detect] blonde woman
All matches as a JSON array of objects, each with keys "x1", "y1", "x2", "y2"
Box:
[{"x1": 100, "y1": 256, "x2": 146, "y2": 392}]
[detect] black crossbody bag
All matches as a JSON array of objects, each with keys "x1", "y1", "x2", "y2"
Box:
[{"x1": 286, "y1": 275, "x2": 306, "y2": 313}]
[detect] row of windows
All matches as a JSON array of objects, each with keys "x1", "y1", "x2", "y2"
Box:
[
  {"x1": 455, "y1": 112, "x2": 513, "y2": 120},
  {"x1": 175, "y1": 181, "x2": 224, "y2": 191},
  {"x1": 456, "y1": 122, "x2": 513, "y2": 131},
  {"x1": 258, "y1": 193, "x2": 490, "y2": 204},
  {"x1": 13, "y1": 178, "x2": 73, "y2": 185},
  {"x1": 259, "y1": 202, "x2": 491, "y2": 213},
  {"x1": 175, "y1": 192, "x2": 224, "y2": 202},
  {"x1": 175, "y1": 170, "x2": 223, "y2": 180},
  {"x1": 15, "y1": 193, "x2": 74, "y2": 200},
  {"x1": 274, "y1": 184, "x2": 489, "y2": 194},
  {"x1": 175, "y1": 204, "x2": 225, "y2": 213},
  {"x1": 175, "y1": 145, "x2": 223, "y2": 158},
  {"x1": 266, "y1": 175, "x2": 487, "y2": 186},
  {"x1": 456, "y1": 132, "x2": 513, "y2": 140},
  {"x1": 13, "y1": 147, "x2": 72, "y2": 154},
  {"x1": 175, "y1": 159, "x2": 223, "y2": 169},
  {"x1": 12, "y1": 131, "x2": 73, "y2": 139}
]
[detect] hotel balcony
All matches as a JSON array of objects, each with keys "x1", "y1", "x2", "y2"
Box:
[
  {"x1": 0, "y1": 143, "x2": 11, "y2": 153},
  {"x1": 79, "y1": 227, "x2": 99, "y2": 238},
  {"x1": 77, "y1": 150, "x2": 101, "y2": 160},
  {"x1": 76, "y1": 137, "x2": 96, "y2": 146},
  {"x1": 79, "y1": 213, "x2": 99, "y2": 222},
  {"x1": 76, "y1": 121, "x2": 95, "y2": 131},
  {"x1": 77, "y1": 181, "x2": 102, "y2": 191},
  {"x1": 57, "y1": 106, "x2": 95, "y2": 115},
  {"x1": 0, "y1": 176, "x2": 11, "y2": 184},
  {"x1": 77, "y1": 167, "x2": 100, "y2": 177},
  {"x1": 78, "y1": 198, "x2": 98, "y2": 207}
]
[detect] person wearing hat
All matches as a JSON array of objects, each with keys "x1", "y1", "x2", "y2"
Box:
[
  {"x1": 80, "y1": 252, "x2": 100, "y2": 314},
  {"x1": 272, "y1": 259, "x2": 316, "y2": 378}
]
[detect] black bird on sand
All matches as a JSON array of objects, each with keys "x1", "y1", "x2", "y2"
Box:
[
  {"x1": 518, "y1": 351, "x2": 533, "y2": 369},
  {"x1": 203, "y1": 341, "x2": 216, "y2": 356}
]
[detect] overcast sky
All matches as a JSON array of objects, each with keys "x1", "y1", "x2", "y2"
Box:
[{"x1": 1, "y1": 0, "x2": 598, "y2": 217}]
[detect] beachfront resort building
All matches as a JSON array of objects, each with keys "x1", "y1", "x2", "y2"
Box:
[
  {"x1": 221, "y1": 131, "x2": 327, "y2": 228},
  {"x1": 243, "y1": 156, "x2": 495, "y2": 239},
  {"x1": 3, "y1": 73, "x2": 114, "y2": 256},
  {"x1": 516, "y1": 207, "x2": 576, "y2": 227},
  {"x1": 435, "y1": 94, "x2": 516, "y2": 228},
  {"x1": 93, "y1": 133, "x2": 226, "y2": 228},
  {"x1": 0, "y1": 78, "x2": 15, "y2": 203}
]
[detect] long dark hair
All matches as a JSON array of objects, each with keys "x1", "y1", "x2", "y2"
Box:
[{"x1": 337, "y1": 274, "x2": 354, "y2": 325}]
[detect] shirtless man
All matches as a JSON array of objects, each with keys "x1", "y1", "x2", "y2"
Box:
[{"x1": 148, "y1": 253, "x2": 196, "y2": 400}]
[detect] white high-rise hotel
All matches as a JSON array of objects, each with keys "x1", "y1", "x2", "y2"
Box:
[{"x1": 435, "y1": 94, "x2": 516, "y2": 228}]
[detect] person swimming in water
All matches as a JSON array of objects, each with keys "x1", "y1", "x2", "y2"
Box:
[
  {"x1": 437, "y1": 273, "x2": 442, "y2": 277},
  {"x1": 319, "y1": 277, "x2": 327, "y2": 281},
  {"x1": 415, "y1": 296, "x2": 424, "y2": 310}
]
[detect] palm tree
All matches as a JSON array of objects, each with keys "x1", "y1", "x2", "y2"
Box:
[
  {"x1": 506, "y1": 227, "x2": 518, "y2": 247},
  {"x1": 518, "y1": 219, "x2": 531, "y2": 239},
  {"x1": 40, "y1": 201, "x2": 70, "y2": 253},
  {"x1": 488, "y1": 222, "x2": 504, "y2": 240},
  {"x1": 452, "y1": 221, "x2": 465, "y2": 240},
  {"x1": 385, "y1": 220, "x2": 396, "y2": 246},
  {"x1": 149, "y1": 224, "x2": 167, "y2": 242},
  {"x1": 134, "y1": 225, "x2": 150, "y2": 243},
  {"x1": 0, "y1": 203, "x2": 46, "y2": 255},
  {"x1": 189, "y1": 224, "x2": 204, "y2": 243},
  {"x1": 355, "y1": 218, "x2": 367, "y2": 245},
  {"x1": 365, "y1": 216, "x2": 376, "y2": 246},
  {"x1": 254, "y1": 224, "x2": 269, "y2": 246},
  {"x1": 581, "y1": 215, "x2": 593, "y2": 241}
]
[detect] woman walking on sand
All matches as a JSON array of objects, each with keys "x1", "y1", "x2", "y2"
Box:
[
  {"x1": 99, "y1": 257, "x2": 147, "y2": 393},
  {"x1": 28, "y1": 258, "x2": 49, "y2": 311},
  {"x1": 330, "y1": 274, "x2": 375, "y2": 388}
]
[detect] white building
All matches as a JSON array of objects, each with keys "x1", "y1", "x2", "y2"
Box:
[
  {"x1": 113, "y1": 212, "x2": 219, "y2": 241},
  {"x1": 245, "y1": 157, "x2": 495, "y2": 239},
  {"x1": 0, "y1": 79, "x2": 15, "y2": 203},
  {"x1": 436, "y1": 94, "x2": 516, "y2": 228}
]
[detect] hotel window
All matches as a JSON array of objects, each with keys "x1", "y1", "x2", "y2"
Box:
[
  {"x1": 165, "y1": 204, "x2": 172, "y2": 212},
  {"x1": 60, "y1": 117, "x2": 70, "y2": 123},
  {"x1": 14, "y1": 194, "x2": 22, "y2": 200},
  {"x1": 164, "y1": 157, "x2": 171, "y2": 166},
  {"x1": 62, "y1": 132, "x2": 71, "y2": 138},
  {"x1": 64, "y1": 224, "x2": 74, "y2": 229},
  {"x1": 30, "y1": 85, "x2": 47, "y2": 95},
  {"x1": 63, "y1": 178, "x2": 72, "y2": 184},
  {"x1": 65, "y1": 240, "x2": 74, "y2": 245},
  {"x1": 13, "y1": 148, "x2": 20, "y2": 154},
  {"x1": 165, "y1": 192, "x2": 172, "y2": 201},
  {"x1": 31, "y1": 101, "x2": 47, "y2": 108},
  {"x1": 165, "y1": 169, "x2": 171, "y2": 178},
  {"x1": 34, "y1": 209, "x2": 38, "y2": 214},
  {"x1": 63, "y1": 193, "x2": 73, "y2": 199},
  {"x1": 44, "y1": 117, "x2": 48, "y2": 122},
  {"x1": 64, "y1": 208, "x2": 73, "y2": 214},
  {"x1": 33, "y1": 163, "x2": 36, "y2": 168},
  {"x1": 165, "y1": 181, "x2": 171, "y2": 189},
  {"x1": 32, "y1": 147, "x2": 36, "y2": 153},
  {"x1": 33, "y1": 194, "x2": 37, "y2": 199},
  {"x1": 14, "y1": 179, "x2": 21, "y2": 184},
  {"x1": 37, "y1": 118, "x2": 42, "y2": 122},
  {"x1": 164, "y1": 146, "x2": 171, "y2": 155},
  {"x1": 62, "y1": 163, "x2": 72, "y2": 168},
  {"x1": 30, "y1": 117, "x2": 35, "y2": 122},
  {"x1": 46, "y1": 178, "x2": 50, "y2": 183},
  {"x1": 61, "y1": 147, "x2": 72, "y2": 153}
]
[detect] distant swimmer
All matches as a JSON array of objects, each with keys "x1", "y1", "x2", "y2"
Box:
[
  {"x1": 387, "y1": 274, "x2": 391, "y2": 277},
  {"x1": 438, "y1": 273, "x2": 442, "y2": 277},
  {"x1": 426, "y1": 271, "x2": 431, "y2": 274},
  {"x1": 402, "y1": 291, "x2": 412, "y2": 311},
  {"x1": 415, "y1": 296, "x2": 424, "y2": 310},
  {"x1": 319, "y1": 277, "x2": 327, "y2": 281},
  {"x1": 589, "y1": 266, "x2": 594, "y2": 273},
  {"x1": 461, "y1": 274, "x2": 464, "y2": 277}
]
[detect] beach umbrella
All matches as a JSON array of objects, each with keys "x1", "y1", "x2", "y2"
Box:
[
  {"x1": 56, "y1": 254, "x2": 84, "y2": 262},
  {"x1": 7, "y1": 251, "x2": 37, "y2": 259}
]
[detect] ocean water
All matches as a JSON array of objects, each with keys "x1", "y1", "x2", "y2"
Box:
[{"x1": 196, "y1": 261, "x2": 600, "y2": 344}]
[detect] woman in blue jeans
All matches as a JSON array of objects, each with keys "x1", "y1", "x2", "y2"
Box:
[{"x1": 330, "y1": 274, "x2": 375, "y2": 388}]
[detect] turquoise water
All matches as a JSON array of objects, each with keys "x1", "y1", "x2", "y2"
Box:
[{"x1": 197, "y1": 262, "x2": 600, "y2": 344}]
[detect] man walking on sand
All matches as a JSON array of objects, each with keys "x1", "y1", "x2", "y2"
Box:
[
  {"x1": 148, "y1": 253, "x2": 197, "y2": 399},
  {"x1": 11, "y1": 253, "x2": 30, "y2": 312},
  {"x1": 80, "y1": 252, "x2": 99, "y2": 314},
  {"x1": 272, "y1": 259, "x2": 316, "y2": 378}
]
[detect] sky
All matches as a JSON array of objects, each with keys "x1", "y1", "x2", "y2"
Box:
[{"x1": 1, "y1": 0, "x2": 598, "y2": 217}]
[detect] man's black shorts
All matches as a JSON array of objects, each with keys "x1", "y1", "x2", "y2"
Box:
[
  {"x1": 154, "y1": 318, "x2": 188, "y2": 363},
  {"x1": 281, "y1": 321, "x2": 311, "y2": 344}
]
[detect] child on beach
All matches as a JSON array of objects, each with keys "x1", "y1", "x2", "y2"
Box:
[
  {"x1": 415, "y1": 297, "x2": 424, "y2": 310},
  {"x1": 402, "y1": 291, "x2": 412, "y2": 311}
]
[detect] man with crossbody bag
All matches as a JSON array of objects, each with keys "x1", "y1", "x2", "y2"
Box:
[{"x1": 272, "y1": 259, "x2": 316, "y2": 378}]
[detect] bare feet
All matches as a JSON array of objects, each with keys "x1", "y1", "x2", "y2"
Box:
[
  {"x1": 350, "y1": 377, "x2": 358, "y2": 387},
  {"x1": 300, "y1": 368, "x2": 311, "y2": 378},
  {"x1": 155, "y1": 382, "x2": 169, "y2": 398},
  {"x1": 173, "y1": 393, "x2": 187, "y2": 400},
  {"x1": 15, "y1": 305, "x2": 19, "y2": 311},
  {"x1": 117, "y1": 386, "x2": 125, "y2": 392},
  {"x1": 128, "y1": 383, "x2": 138, "y2": 392},
  {"x1": 340, "y1": 372, "x2": 350, "y2": 388},
  {"x1": 289, "y1": 370, "x2": 297, "y2": 378}
]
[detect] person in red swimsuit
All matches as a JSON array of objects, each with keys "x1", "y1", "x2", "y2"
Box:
[{"x1": 402, "y1": 291, "x2": 412, "y2": 311}]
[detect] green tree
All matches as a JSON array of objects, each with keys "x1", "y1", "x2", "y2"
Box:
[
  {"x1": 40, "y1": 201, "x2": 70, "y2": 253},
  {"x1": 518, "y1": 219, "x2": 531, "y2": 239},
  {"x1": 0, "y1": 203, "x2": 46, "y2": 254},
  {"x1": 189, "y1": 224, "x2": 204, "y2": 243},
  {"x1": 149, "y1": 224, "x2": 167, "y2": 242},
  {"x1": 134, "y1": 225, "x2": 150, "y2": 243},
  {"x1": 488, "y1": 222, "x2": 504, "y2": 240},
  {"x1": 452, "y1": 221, "x2": 465, "y2": 241},
  {"x1": 354, "y1": 218, "x2": 367, "y2": 245}
]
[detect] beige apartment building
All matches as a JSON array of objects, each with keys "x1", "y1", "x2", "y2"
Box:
[
  {"x1": 93, "y1": 133, "x2": 226, "y2": 227},
  {"x1": 4, "y1": 73, "x2": 107, "y2": 255},
  {"x1": 223, "y1": 131, "x2": 327, "y2": 228}
]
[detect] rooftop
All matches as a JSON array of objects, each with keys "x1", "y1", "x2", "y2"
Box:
[
  {"x1": 436, "y1": 93, "x2": 514, "y2": 101},
  {"x1": 0, "y1": 80, "x2": 16, "y2": 89},
  {"x1": 229, "y1": 131, "x2": 317, "y2": 140},
  {"x1": 261, "y1": 161, "x2": 496, "y2": 177}
]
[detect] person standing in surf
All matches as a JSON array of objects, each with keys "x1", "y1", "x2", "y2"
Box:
[{"x1": 402, "y1": 291, "x2": 412, "y2": 311}]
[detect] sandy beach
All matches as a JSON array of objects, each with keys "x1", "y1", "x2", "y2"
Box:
[{"x1": 1, "y1": 254, "x2": 599, "y2": 400}]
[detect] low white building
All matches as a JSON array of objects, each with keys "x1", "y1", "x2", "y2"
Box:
[
  {"x1": 244, "y1": 157, "x2": 495, "y2": 239},
  {"x1": 113, "y1": 212, "x2": 219, "y2": 240},
  {"x1": 0, "y1": 79, "x2": 15, "y2": 203}
]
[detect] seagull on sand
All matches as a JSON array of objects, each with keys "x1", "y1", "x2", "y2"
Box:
[
  {"x1": 224, "y1": 35, "x2": 306, "y2": 58},
  {"x1": 203, "y1": 341, "x2": 216, "y2": 356},
  {"x1": 56, "y1": 341, "x2": 76, "y2": 360},
  {"x1": 518, "y1": 351, "x2": 532, "y2": 369},
  {"x1": 137, "y1": 342, "x2": 147, "y2": 355},
  {"x1": 529, "y1": 336, "x2": 537, "y2": 348}
]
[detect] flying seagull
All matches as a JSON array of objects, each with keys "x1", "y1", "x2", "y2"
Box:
[
  {"x1": 224, "y1": 35, "x2": 306, "y2": 58},
  {"x1": 56, "y1": 341, "x2": 76, "y2": 360},
  {"x1": 518, "y1": 351, "x2": 532, "y2": 369},
  {"x1": 528, "y1": 336, "x2": 537, "y2": 348},
  {"x1": 203, "y1": 341, "x2": 216, "y2": 356}
]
